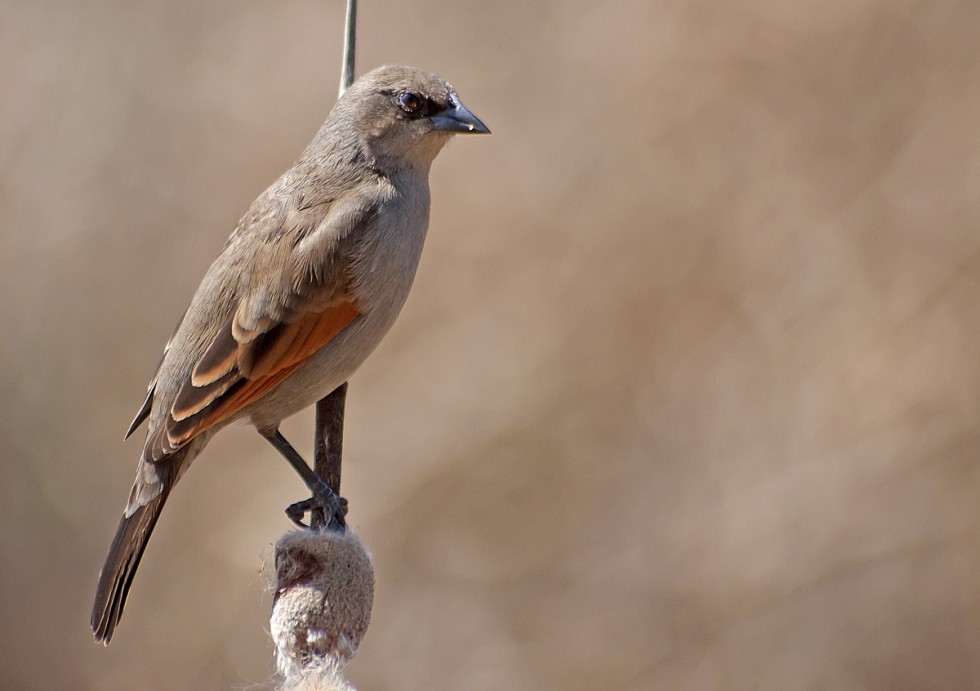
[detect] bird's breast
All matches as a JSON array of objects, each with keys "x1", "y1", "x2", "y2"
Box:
[
  {"x1": 349, "y1": 175, "x2": 430, "y2": 312},
  {"x1": 245, "y1": 175, "x2": 432, "y2": 428}
]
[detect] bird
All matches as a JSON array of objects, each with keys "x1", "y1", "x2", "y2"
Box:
[{"x1": 91, "y1": 65, "x2": 489, "y2": 644}]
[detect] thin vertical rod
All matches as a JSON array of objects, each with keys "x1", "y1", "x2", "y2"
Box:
[
  {"x1": 339, "y1": 0, "x2": 357, "y2": 97},
  {"x1": 310, "y1": 0, "x2": 356, "y2": 531},
  {"x1": 312, "y1": 382, "x2": 348, "y2": 530}
]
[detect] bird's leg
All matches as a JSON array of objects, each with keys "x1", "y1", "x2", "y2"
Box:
[{"x1": 261, "y1": 429, "x2": 345, "y2": 530}]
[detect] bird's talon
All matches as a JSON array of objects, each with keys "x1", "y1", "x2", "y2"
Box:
[
  {"x1": 284, "y1": 491, "x2": 348, "y2": 532},
  {"x1": 285, "y1": 498, "x2": 314, "y2": 528}
]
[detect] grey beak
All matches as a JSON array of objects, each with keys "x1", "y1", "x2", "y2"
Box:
[{"x1": 430, "y1": 94, "x2": 491, "y2": 134}]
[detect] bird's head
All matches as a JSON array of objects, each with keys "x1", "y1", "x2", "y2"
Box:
[{"x1": 328, "y1": 65, "x2": 490, "y2": 172}]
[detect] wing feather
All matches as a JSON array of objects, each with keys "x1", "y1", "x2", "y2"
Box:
[
  {"x1": 125, "y1": 308, "x2": 189, "y2": 439},
  {"x1": 140, "y1": 184, "x2": 379, "y2": 463}
]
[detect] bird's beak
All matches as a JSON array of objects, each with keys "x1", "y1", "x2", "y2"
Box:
[{"x1": 430, "y1": 94, "x2": 491, "y2": 134}]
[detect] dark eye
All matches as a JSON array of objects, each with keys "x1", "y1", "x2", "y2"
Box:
[{"x1": 398, "y1": 92, "x2": 421, "y2": 115}]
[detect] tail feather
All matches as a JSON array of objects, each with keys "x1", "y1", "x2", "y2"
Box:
[{"x1": 91, "y1": 484, "x2": 172, "y2": 644}]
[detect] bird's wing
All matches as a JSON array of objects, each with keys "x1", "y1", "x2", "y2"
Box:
[
  {"x1": 125, "y1": 308, "x2": 188, "y2": 440},
  {"x1": 141, "y1": 187, "x2": 378, "y2": 462}
]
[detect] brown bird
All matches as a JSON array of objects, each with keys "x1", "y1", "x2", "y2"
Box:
[{"x1": 91, "y1": 65, "x2": 489, "y2": 644}]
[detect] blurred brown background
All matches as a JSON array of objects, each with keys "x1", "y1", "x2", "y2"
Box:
[{"x1": 3, "y1": 1, "x2": 980, "y2": 689}]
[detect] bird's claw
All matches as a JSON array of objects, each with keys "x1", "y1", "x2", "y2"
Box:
[{"x1": 285, "y1": 489, "x2": 348, "y2": 531}]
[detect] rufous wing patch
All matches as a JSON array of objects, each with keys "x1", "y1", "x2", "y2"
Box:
[
  {"x1": 190, "y1": 315, "x2": 240, "y2": 387},
  {"x1": 146, "y1": 300, "x2": 359, "y2": 462}
]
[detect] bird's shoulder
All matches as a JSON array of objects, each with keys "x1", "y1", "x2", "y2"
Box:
[{"x1": 226, "y1": 163, "x2": 395, "y2": 247}]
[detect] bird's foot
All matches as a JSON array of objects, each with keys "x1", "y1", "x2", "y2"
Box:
[{"x1": 285, "y1": 488, "x2": 348, "y2": 532}]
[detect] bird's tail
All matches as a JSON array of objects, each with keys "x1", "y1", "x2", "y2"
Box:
[{"x1": 91, "y1": 463, "x2": 176, "y2": 645}]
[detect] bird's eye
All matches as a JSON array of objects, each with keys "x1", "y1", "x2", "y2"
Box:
[{"x1": 398, "y1": 92, "x2": 422, "y2": 115}]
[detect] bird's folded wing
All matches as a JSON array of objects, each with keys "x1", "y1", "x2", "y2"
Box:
[
  {"x1": 139, "y1": 187, "x2": 377, "y2": 462},
  {"x1": 124, "y1": 307, "x2": 188, "y2": 440}
]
